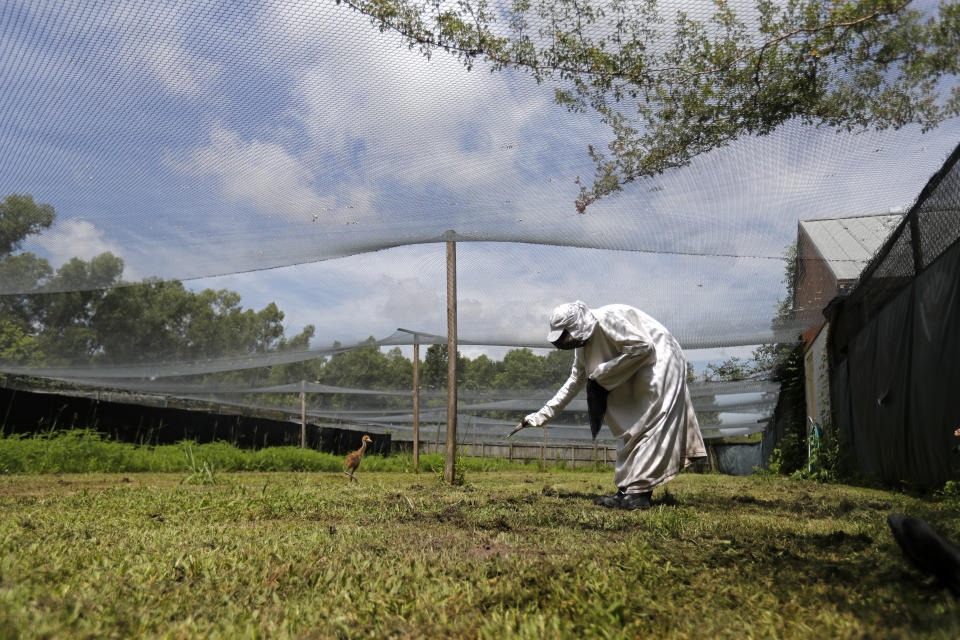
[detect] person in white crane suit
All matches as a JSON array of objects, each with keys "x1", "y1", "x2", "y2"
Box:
[{"x1": 511, "y1": 301, "x2": 707, "y2": 510}]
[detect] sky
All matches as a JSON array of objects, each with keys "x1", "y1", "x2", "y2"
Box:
[{"x1": 2, "y1": 0, "x2": 959, "y2": 375}]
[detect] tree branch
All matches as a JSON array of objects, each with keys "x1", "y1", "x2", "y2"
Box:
[{"x1": 338, "y1": 0, "x2": 911, "y2": 81}]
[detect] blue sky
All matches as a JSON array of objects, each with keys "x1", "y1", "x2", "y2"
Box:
[{"x1": 2, "y1": 0, "x2": 959, "y2": 372}]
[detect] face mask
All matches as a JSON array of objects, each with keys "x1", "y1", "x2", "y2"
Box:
[{"x1": 551, "y1": 330, "x2": 587, "y2": 350}]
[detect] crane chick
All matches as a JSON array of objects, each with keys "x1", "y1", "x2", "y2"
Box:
[{"x1": 344, "y1": 434, "x2": 372, "y2": 483}]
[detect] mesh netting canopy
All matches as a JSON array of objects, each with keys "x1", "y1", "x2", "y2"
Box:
[{"x1": 1, "y1": 0, "x2": 958, "y2": 441}]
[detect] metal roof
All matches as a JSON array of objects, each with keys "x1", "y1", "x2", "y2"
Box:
[{"x1": 799, "y1": 213, "x2": 904, "y2": 281}]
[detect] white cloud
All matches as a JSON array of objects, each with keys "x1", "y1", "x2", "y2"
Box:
[
  {"x1": 36, "y1": 219, "x2": 135, "y2": 277},
  {"x1": 260, "y1": 0, "x2": 599, "y2": 200},
  {"x1": 14, "y1": 0, "x2": 222, "y2": 98},
  {"x1": 172, "y1": 124, "x2": 332, "y2": 219},
  {"x1": 187, "y1": 238, "x2": 792, "y2": 359},
  {"x1": 129, "y1": 34, "x2": 221, "y2": 97},
  {"x1": 380, "y1": 276, "x2": 444, "y2": 326},
  {"x1": 167, "y1": 121, "x2": 384, "y2": 227},
  {"x1": 110, "y1": 1, "x2": 223, "y2": 98}
]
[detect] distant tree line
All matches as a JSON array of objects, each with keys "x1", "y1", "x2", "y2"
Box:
[{"x1": 0, "y1": 194, "x2": 577, "y2": 417}]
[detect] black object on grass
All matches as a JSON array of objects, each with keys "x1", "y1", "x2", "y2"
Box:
[{"x1": 887, "y1": 513, "x2": 960, "y2": 594}]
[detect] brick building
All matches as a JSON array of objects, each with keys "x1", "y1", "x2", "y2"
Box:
[{"x1": 794, "y1": 213, "x2": 903, "y2": 426}]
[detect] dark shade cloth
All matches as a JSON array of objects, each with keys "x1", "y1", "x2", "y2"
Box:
[
  {"x1": 586, "y1": 378, "x2": 609, "y2": 440},
  {"x1": 908, "y1": 244, "x2": 960, "y2": 486},
  {"x1": 829, "y1": 140, "x2": 960, "y2": 489}
]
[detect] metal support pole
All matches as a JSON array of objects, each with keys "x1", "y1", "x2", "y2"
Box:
[
  {"x1": 412, "y1": 336, "x2": 420, "y2": 472},
  {"x1": 397, "y1": 328, "x2": 424, "y2": 472},
  {"x1": 444, "y1": 233, "x2": 458, "y2": 485},
  {"x1": 909, "y1": 209, "x2": 923, "y2": 273},
  {"x1": 300, "y1": 381, "x2": 306, "y2": 449}
]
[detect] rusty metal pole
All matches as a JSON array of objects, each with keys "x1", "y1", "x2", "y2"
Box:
[
  {"x1": 299, "y1": 380, "x2": 306, "y2": 448},
  {"x1": 444, "y1": 232, "x2": 458, "y2": 485},
  {"x1": 412, "y1": 334, "x2": 420, "y2": 472},
  {"x1": 397, "y1": 328, "x2": 423, "y2": 471}
]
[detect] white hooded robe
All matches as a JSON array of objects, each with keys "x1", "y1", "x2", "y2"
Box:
[{"x1": 525, "y1": 303, "x2": 707, "y2": 492}]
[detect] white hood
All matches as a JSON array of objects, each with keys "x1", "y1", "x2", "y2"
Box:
[{"x1": 546, "y1": 300, "x2": 598, "y2": 343}]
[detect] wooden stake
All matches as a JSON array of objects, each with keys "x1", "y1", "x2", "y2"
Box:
[{"x1": 444, "y1": 233, "x2": 458, "y2": 485}]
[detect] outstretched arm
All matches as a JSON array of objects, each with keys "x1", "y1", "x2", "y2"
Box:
[{"x1": 515, "y1": 351, "x2": 588, "y2": 431}]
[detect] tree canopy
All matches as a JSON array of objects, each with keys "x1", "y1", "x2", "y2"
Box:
[
  {"x1": 0, "y1": 194, "x2": 54, "y2": 256},
  {"x1": 0, "y1": 194, "x2": 312, "y2": 367},
  {"x1": 340, "y1": 0, "x2": 960, "y2": 211}
]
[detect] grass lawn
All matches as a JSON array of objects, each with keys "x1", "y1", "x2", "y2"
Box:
[{"x1": 1, "y1": 470, "x2": 959, "y2": 638}]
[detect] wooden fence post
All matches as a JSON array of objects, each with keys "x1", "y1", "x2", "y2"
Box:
[{"x1": 444, "y1": 232, "x2": 458, "y2": 485}]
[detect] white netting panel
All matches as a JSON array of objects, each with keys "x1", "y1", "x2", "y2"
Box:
[{"x1": 1, "y1": 0, "x2": 957, "y2": 426}]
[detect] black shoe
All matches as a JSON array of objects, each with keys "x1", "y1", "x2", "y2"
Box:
[
  {"x1": 593, "y1": 489, "x2": 625, "y2": 508},
  {"x1": 618, "y1": 491, "x2": 652, "y2": 511}
]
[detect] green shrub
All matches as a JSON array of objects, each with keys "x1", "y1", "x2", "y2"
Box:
[
  {"x1": 433, "y1": 452, "x2": 468, "y2": 485},
  {"x1": 936, "y1": 479, "x2": 960, "y2": 498},
  {"x1": 0, "y1": 430, "x2": 611, "y2": 475}
]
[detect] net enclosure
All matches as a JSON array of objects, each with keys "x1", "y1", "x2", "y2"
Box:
[
  {"x1": 1, "y1": 0, "x2": 958, "y2": 447},
  {"x1": 829, "y1": 141, "x2": 960, "y2": 488}
]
